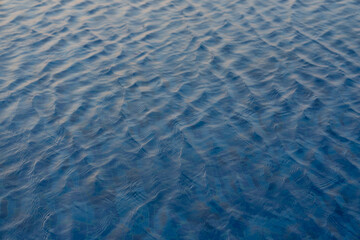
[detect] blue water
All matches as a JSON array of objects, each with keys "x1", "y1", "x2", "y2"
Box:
[{"x1": 1, "y1": 0, "x2": 360, "y2": 239}]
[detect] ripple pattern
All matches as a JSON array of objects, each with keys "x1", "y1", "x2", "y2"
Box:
[{"x1": 1, "y1": 0, "x2": 360, "y2": 239}]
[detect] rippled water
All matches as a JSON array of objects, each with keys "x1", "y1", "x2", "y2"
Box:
[{"x1": 1, "y1": 0, "x2": 360, "y2": 239}]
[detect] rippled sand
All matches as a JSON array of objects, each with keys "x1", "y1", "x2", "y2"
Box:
[{"x1": 0, "y1": 0, "x2": 360, "y2": 239}]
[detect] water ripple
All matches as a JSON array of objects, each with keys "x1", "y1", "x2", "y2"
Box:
[{"x1": 1, "y1": 0, "x2": 360, "y2": 239}]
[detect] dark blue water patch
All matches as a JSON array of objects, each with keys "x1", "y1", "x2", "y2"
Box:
[{"x1": 1, "y1": 0, "x2": 360, "y2": 239}]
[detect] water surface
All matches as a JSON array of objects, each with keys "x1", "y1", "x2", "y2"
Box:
[{"x1": 1, "y1": 0, "x2": 360, "y2": 239}]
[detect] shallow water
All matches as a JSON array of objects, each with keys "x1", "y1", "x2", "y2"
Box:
[{"x1": 1, "y1": 0, "x2": 360, "y2": 239}]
